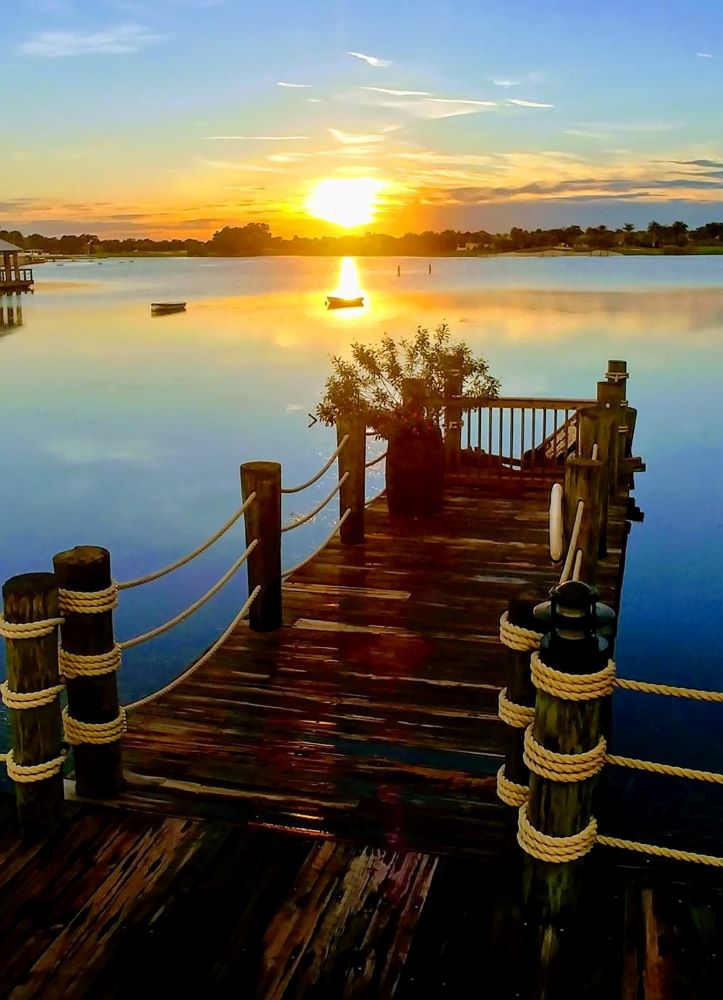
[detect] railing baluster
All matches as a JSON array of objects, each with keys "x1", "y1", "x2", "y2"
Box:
[{"x1": 531, "y1": 409, "x2": 536, "y2": 468}]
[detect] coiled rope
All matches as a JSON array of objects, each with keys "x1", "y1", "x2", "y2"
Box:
[
  {"x1": 1, "y1": 681, "x2": 64, "y2": 710},
  {"x1": 116, "y1": 492, "x2": 257, "y2": 590},
  {"x1": 119, "y1": 539, "x2": 258, "y2": 649},
  {"x1": 281, "y1": 472, "x2": 349, "y2": 533},
  {"x1": 498, "y1": 611, "x2": 543, "y2": 652},
  {"x1": 63, "y1": 706, "x2": 126, "y2": 745},
  {"x1": 59, "y1": 585, "x2": 118, "y2": 614},
  {"x1": 0, "y1": 616, "x2": 64, "y2": 639},
  {"x1": 59, "y1": 644, "x2": 122, "y2": 679},
  {"x1": 498, "y1": 688, "x2": 535, "y2": 729},
  {"x1": 0, "y1": 750, "x2": 67, "y2": 784},
  {"x1": 281, "y1": 436, "x2": 348, "y2": 494}
]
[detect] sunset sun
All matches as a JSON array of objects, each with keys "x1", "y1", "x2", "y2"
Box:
[{"x1": 305, "y1": 177, "x2": 384, "y2": 228}]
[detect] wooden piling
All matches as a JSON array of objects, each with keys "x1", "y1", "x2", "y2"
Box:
[
  {"x1": 563, "y1": 457, "x2": 604, "y2": 578},
  {"x1": 53, "y1": 547, "x2": 124, "y2": 798},
  {"x1": 503, "y1": 596, "x2": 541, "y2": 793},
  {"x1": 241, "y1": 462, "x2": 282, "y2": 631},
  {"x1": 524, "y1": 582, "x2": 612, "y2": 924},
  {"x1": 442, "y1": 360, "x2": 463, "y2": 470},
  {"x1": 336, "y1": 416, "x2": 366, "y2": 544},
  {"x1": 2, "y1": 573, "x2": 64, "y2": 837}
]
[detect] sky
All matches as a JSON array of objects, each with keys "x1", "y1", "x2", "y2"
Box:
[{"x1": 4, "y1": 0, "x2": 723, "y2": 238}]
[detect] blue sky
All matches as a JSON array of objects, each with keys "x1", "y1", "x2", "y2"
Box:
[{"x1": 4, "y1": 0, "x2": 723, "y2": 236}]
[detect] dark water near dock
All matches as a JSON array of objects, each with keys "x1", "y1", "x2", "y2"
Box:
[{"x1": 1, "y1": 255, "x2": 723, "y2": 779}]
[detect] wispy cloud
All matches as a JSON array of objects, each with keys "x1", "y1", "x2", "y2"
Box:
[
  {"x1": 277, "y1": 81, "x2": 312, "y2": 88},
  {"x1": 696, "y1": 51, "x2": 715, "y2": 58},
  {"x1": 361, "y1": 86, "x2": 431, "y2": 96},
  {"x1": 348, "y1": 50, "x2": 391, "y2": 67},
  {"x1": 563, "y1": 129, "x2": 610, "y2": 139},
  {"x1": 428, "y1": 97, "x2": 497, "y2": 107},
  {"x1": 206, "y1": 135, "x2": 310, "y2": 140},
  {"x1": 328, "y1": 127, "x2": 385, "y2": 144},
  {"x1": 492, "y1": 78, "x2": 520, "y2": 88},
  {"x1": 19, "y1": 24, "x2": 163, "y2": 57},
  {"x1": 508, "y1": 98, "x2": 554, "y2": 109}
]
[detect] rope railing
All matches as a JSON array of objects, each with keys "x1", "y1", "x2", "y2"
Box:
[
  {"x1": 281, "y1": 509, "x2": 351, "y2": 579},
  {"x1": 365, "y1": 450, "x2": 387, "y2": 469},
  {"x1": 559, "y1": 499, "x2": 584, "y2": 584},
  {"x1": 281, "y1": 435, "x2": 348, "y2": 495},
  {"x1": 116, "y1": 492, "x2": 257, "y2": 590},
  {"x1": 123, "y1": 585, "x2": 261, "y2": 711},
  {"x1": 496, "y1": 631, "x2": 723, "y2": 868},
  {"x1": 119, "y1": 539, "x2": 258, "y2": 649},
  {"x1": 281, "y1": 472, "x2": 349, "y2": 534}
]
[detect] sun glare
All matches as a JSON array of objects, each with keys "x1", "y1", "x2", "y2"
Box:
[{"x1": 305, "y1": 177, "x2": 383, "y2": 228}]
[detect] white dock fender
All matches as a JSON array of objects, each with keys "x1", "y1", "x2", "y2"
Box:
[{"x1": 549, "y1": 483, "x2": 564, "y2": 562}]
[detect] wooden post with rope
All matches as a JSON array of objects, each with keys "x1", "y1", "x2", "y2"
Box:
[
  {"x1": 1, "y1": 573, "x2": 65, "y2": 837},
  {"x1": 499, "y1": 596, "x2": 541, "y2": 800},
  {"x1": 53, "y1": 547, "x2": 124, "y2": 798},
  {"x1": 336, "y1": 415, "x2": 366, "y2": 544},
  {"x1": 523, "y1": 581, "x2": 614, "y2": 925},
  {"x1": 442, "y1": 360, "x2": 463, "y2": 470},
  {"x1": 241, "y1": 462, "x2": 282, "y2": 630},
  {"x1": 607, "y1": 360, "x2": 644, "y2": 491},
  {"x1": 563, "y1": 457, "x2": 604, "y2": 580}
]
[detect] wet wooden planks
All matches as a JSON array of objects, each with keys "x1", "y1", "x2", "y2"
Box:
[
  {"x1": 0, "y1": 799, "x2": 437, "y2": 1000},
  {"x1": 118, "y1": 479, "x2": 628, "y2": 848}
]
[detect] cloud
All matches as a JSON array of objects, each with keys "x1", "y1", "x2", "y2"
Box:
[
  {"x1": 19, "y1": 24, "x2": 163, "y2": 56},
  {"x1": 492, "y1": 78, "x2": 520, "y2": 87},
  {"x1": 563, "y1": 129, "x2": 610, "y2": 139},
  {"x1": 277, "y1": 81, "x2": 312, "y2": 88},
  {"x1": 327, "y1": 127, "x2": 385, "y2": 144},
  {"x1": 347, "y1": 51, "x2": 391, "y2": 67},
  {"x1": 428, "y1": 97, "x2": 497, "y2": 107},
  {"x1": 205, "y1": 135, "x2": 309, "y2": 140},
  {"x1": 696, "y1": 51, "x2": 714, "y2": 58},
  {"x1": 508, "y1": 98, "x2": 554, "y2": 109},
  {"x1": 361, "y1": 86, "x2": 431, "y2": 96}
]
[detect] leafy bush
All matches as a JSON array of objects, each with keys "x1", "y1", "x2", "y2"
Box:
[{"x1": 316, "y1": 323, "x2": 500, "y2": 438}]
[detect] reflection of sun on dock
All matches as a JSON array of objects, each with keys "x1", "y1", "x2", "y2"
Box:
[{"x1": 325, "y1": 257, "x2": 367, "y2": 314}]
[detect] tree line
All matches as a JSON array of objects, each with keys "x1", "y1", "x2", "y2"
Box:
[{"x1": 3, "y1": 219, "x2": 723, "y2": 257}]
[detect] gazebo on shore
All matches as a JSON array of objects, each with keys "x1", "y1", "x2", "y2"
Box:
[{"x1": 0, "y1": 239, "x2": 34, "y2": 293}]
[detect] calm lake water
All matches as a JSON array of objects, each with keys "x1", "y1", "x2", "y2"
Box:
[{"x1": 2, "y1": 255, "x2": 723, "y2": 773}]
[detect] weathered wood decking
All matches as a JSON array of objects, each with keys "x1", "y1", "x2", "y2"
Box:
[
  {"x1": 6, "y1": 473, "x2": 723, "y2": 998},
  {"x1": 116, "y1": 477, "x2": 626, "y2": 848}
]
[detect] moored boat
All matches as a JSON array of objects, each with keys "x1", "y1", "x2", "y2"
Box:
[
  {"x1": 325, "y1": 295, "x2": 364, "y2": 310},
  {"x1": 151, "y1": 302, "x2": 186, "y2": 315}
]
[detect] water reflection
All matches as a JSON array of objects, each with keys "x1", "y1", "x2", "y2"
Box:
[
  {"x1": 0, "y1": 297, "x2": 23, "y2": 333},
  {"x1": 1, "y1": 257, "x2": 723, "y2": 753}
]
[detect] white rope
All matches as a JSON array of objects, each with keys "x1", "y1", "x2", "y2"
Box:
[
  {"x1": 365, "y1": 450, "x2": 387, "y2": 469},
  {"x1": 116, "y1": 492, "x2": 257, "y2": 590},
  {"x1": 1, "y1": 749, "x2": 66, "y2": 783},
  {"x1": 499, "y1": 611, "x2": 542, "y2": 652},
  {"x1": 124, "y1": 585, "x2": 261, "y2": 711},
  {"x1": 281, "y1": 472, "x2": 349, "y2": 533},
  {"x1": 0, "y1": 615, "x2": 64, "y2": 640},
  {"x1": 63, "y1": 705, "x2": 126, "y2": 745},
  {"x1": 591, "y1": 442, "x2": 599, "y2": 461},
  {"x1": 59, "y1": 584, "x2": 118, "y2": 614},
  {"x1": 119, "y1": 539, "x2": 258, "y2": 649},
  {"x1": 572, "y1": 548, "x2": 583, "y2": 582},
  {"x1": 1, "y1": 680, "x2": 64, "y2": 710},
  {"x1": 60, "y1": 644, "x2": 122, "y2": 678},
  {"x1": 559, "y1": 499, "x2": 584, "y2": 584},
  {"x1": 365, "y1": 487, "x2": 386, "y2": 508},
  {"x1": 281, "y1": 436, "x2": 349, "y2": 494},
  {"x1": 282, "y1": 509, "x2": 351, "y2": 579}
]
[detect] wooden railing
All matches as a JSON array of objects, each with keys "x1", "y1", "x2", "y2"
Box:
[
  {"x1": 0, "y1": 267, "x2": 34, "y2": 284},
  {"x1": 449, "y1": 395, "x2": 596, "y2": 473}
]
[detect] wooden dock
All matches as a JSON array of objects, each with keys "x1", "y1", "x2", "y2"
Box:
[{"x1": 5, "y1": 362, "x2": 723, "y2": 997}]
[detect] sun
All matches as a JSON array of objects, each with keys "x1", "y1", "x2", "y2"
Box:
[{"x1": 305, "y1": 177, "x2": 383, "y2": 228}]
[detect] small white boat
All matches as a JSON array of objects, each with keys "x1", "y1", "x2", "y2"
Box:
[
  {"x1": 151, "y1": 302, "x2": 186, "y2": 315},
  {"x1": 325, "y1": 295, "x2": 364, "y2": 310}
]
